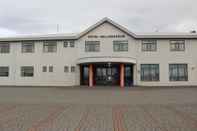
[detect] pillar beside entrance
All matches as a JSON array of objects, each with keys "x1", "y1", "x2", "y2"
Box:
[
  {"x1": 120, "y1": 63, "x2": 125, "y2": 88},
  {"x1": 89, "y1": 64, "x2": 94, "y2": 87}
]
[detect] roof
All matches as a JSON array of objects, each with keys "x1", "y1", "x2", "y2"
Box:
[
  {"x1": 0, "y1": 33, "x2": 77, "y2": 42},
  {"x1": 0, "y1": 17, "x2": 197, "y2": 41},
  {"x1": 136, "y1": 32, "x2": 197, "y2": 39}
]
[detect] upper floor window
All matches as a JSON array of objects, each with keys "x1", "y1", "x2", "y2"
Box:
[
  {"x1": 21, "y1": 66, "x2": 34, "y2": 77},
  {"x1": 142, "y1": 40, "x2": 157, "y2": 51},
  {"x1": 85, "y1": 41, "x2": 100, "y2": 52},
  {"x1": 64, "y1": 41, "x2": 69, "y2": 47},
  {"x1": 0, "y1": 66, "x2": 9, "y2": 77},
  {"x1": 141, "y1": 64, "x2": 159, "y2": 81},
  {"x1": 0, "y1": 42, "x2": 10, "y2": 53},
  {"x1": 64, "y1": 41, "x2": 75, "y2": 48},
  {"x1": 22, "y1": 42, "x2": 34, "y2": 53},
  {"x1": 113, "y1": 40, "x2": 128, "y2": 52},
  {"x1": 70, "y1": 41, "x2": 75, "y2": 47},
  {"x1": 43, "y1": 41, "x2": 57, "y2": 53},
  {"x1": 169, "y1": 64, "x2": 188, "y2": 81},
  {"x1": 170, "y1": 40, "x2": 185, "y2": 51}
]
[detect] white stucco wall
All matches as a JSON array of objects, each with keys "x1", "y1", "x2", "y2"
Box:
[
  {"x1": 0, "y1": 22, "x2": 196, "y2": 87},
  {"x1": 0, "y1": 41, "x2": 78, "y2": 86},
  {"x1": 136, "y1": 39, "x2": 197, "y2": 86}
]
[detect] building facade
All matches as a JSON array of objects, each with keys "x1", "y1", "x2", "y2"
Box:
[{"x1": 0, "y1": 18, "x2": 197, "y2": 87}]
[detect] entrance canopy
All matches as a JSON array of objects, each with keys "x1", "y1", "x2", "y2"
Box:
[{"x1": 77, "y1": 56, "x2": 137, "y2": 64}]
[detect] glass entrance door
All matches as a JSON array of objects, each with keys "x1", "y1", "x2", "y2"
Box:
[{"x1": 94, "y1": 64, "x2": 119, "y2": 86}]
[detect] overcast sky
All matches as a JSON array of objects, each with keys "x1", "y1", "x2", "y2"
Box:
[{"x1": 0, "y1": 0, "x2": 196, "y2": 36}]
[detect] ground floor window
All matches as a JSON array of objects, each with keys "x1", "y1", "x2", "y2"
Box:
[
  {"x1": 21, "y1": 66, "x2": 34, "y2": 77},
  {"x1": 71, "y1": 66, "x2": 75, "y2": 72},
  {"x1": 42, "y1": 66, "x2": 47, "y2": 72},
  {"x1": 64, "y1": 66, "x2": 69, "y2": 73},
  {"x1": 169, "y1": 64, "x2": 188, "y2": 81},
  {"x1": 0, "y1": 66, "x2": 9, "y2": 77},
  {"x1": 49, "y1": 66, "x2": 53, "y2": 72},
  {"x1": 141, "y1": 64, "x2": 159, "y2": 81}
]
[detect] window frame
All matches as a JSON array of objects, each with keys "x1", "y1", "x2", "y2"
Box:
[
  {"x1": 140, "y1": 64, "x2": 160, "y2": 81},
  {"x1": 71, "y1": 66, "x2": 75, "y2": 72},
  {"x1": 85, "y1": 41, "x2": 100, "y2": 52},
  {"x1": 0, "y1": 42, "x2": 10, "y2": 53},
  {"x1": 69, "y1": 41, "x2": 75, "y2": 47},
  {"x1": 49, "y1": 66, "x2": 53, "y2": 72},
  {"x1": 43, "y1": 41, "x2": 57, "y2": 53},
  {"x1": 21, "y1": 66, "x2": 34, "y2": 77},
  {"x1": 64, "y1": 66, "x2": 69, "y2": 73},
  {"x1": 63, "y1": 41, "x2": 69, "y2": 48},
  {"x1": 21, "y1": 41, "x2": 35, "y2": 53},
  {"x1": 169, "y1": 64, "x2": 188, "y2": 81},
  {"x1": 170, "y1": 40, "x2": 185, "y2": 51},
  {"x1": 141, "y1": 40, "x2": 157, "y2": 52},
  {"x1": 0, "y1": 66, "x2": 9, "y2": 77},
  {"x1": 42, "y1": 66, "x2": 47, "y2": 72},
  {"x1": 113, "y1": 40, "x2": 128, "y2": 52}
]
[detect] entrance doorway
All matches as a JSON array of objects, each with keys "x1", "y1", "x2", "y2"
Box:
[
  {"x1": 80, "y1": 63, "x2": 134, "y2": 87},
  {"x1": 94, "y1": 64, "x2": 120, "y2": 86}
]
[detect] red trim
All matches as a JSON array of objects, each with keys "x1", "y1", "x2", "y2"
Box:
[
  {"x1": 89, "y1": 64, "x2": 94, "y2": 87},
  {"x1": 120, "y1": 64, "x2": 124, "y2": 88}
]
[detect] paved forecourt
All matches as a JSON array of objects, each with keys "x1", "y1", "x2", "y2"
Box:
[{"x1": 0, "y1": 87, "x2": 196, "y2": 131}]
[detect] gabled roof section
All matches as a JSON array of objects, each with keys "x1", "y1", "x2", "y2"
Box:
[{"x1": 77, "y1": 17, "x2": 138, "y2": 38}]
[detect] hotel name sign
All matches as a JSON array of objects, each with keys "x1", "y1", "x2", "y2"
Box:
[{"x1": 88, "y1": 35, "x2": 125, "y2": 38}]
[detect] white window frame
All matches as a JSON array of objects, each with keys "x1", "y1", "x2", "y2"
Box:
[
  {"x1": 85, "y1": 41, "x2": 100, "y2": 52},
  {"x1": 142, "y1": 40, "x2": 157, "y2": 52},
  {"x1": 113, "y1": 40, "x2": 128, "y2": 52},
  {"x1": 0, "y1": 42, "x2": 10, "y2": 53},
  {"x1": 22, "y1": 42, "x2": 35, "y2": 53},
  {"x1": 21, "y1": 66, "x2": 34, "y2": 77},
  {"x1": 43, "y1": 41, "x2": 57, "y2": 53},
  {"x1": 170, "y1": 40, "x2": 185, "y2": 51},
  {"x1": 0, "y1": 66, "x2": 9, "y2": 77}
]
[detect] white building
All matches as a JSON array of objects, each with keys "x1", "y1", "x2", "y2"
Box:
[{"x1": 0, "y1": 18, "x2": 197, "y2": 87}]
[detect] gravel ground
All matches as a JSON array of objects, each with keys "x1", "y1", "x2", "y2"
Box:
[{"x1": 0, "y1": 87, "x2": 196, "y2": 131}]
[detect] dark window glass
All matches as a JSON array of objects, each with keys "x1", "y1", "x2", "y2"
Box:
[
  {"x1": 64, "y1": 66, "x2": 69, "y2": 72},
  {"x1": 49, "y1": 66, "x2": 53, "y2": 72},
  {"x1": 85, "y1": 41, "x2": 100, "y2": 52},
  {"x1": 0, "y1": 67, "x2": 9, "y2": 77},
  {"x1": 141, "y1": 64, "x2": 159, "y2": 81},
  {"x1": 142, "y1": 40, "x2": 157, "y2": 51},
  {"x1": 71, "y1": 66, "x2": 75, "y2": 72},
  {"x1": 169, "y1": 64, "x2": 188, "y2": 81},
  {"x1": 21, "y1": 66, "x2": 34, "y2": 77},
  {"x1": 170, "y1": 40, "x2": 185, "y2": 51},
  {"x1": 70, "y1": 41, "x2": 75, "y2": 47},
  {"x1": 113, "y1": 40, "x2": 128, "y2": 52},
  {"x1": 43, "y1": 41, "x2": 57, "y2": 53},
  {"x1": 42, "y1": 66, "x2": 47, "y2": 72},
  {"x1": 64, "y1": 41, "x2": 69, "y2": 47},
  {"x1": 0, "y1": 43, "x2": 10, "y2": 53},
  {"x1": 22, "y1": 42, "x2": 34, "y2": 53}
]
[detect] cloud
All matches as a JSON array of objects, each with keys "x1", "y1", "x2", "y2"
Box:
[
  {"x1": 0, "y1": 0, "x2": 196, "y2": 35},
  {"x1": 0, "y1": 27, "x2": 17, "y2": 36}
]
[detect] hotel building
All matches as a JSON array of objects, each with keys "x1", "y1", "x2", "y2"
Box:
[{"x1": 0, "y1": 18, "x2": 197, "y2": 87}]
